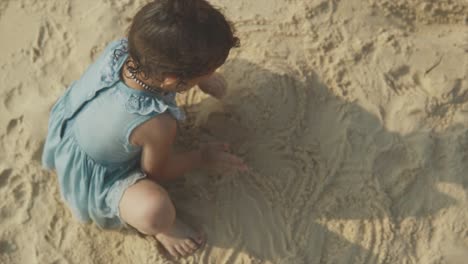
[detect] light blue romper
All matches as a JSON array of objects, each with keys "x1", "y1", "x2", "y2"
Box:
[{"x1": 42, "y1": 39, "x2": 184, "y2": 229}]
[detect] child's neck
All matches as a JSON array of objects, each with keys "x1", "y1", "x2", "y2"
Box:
[
  {"x1": 120, "y1": 61, "x2": 167, "y2": 93},
  {"x1": 120, "y1": 64, "x2": 147, "y2": 92}
]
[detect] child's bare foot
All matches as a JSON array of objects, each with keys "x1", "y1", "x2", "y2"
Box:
[{"x1": 155, "y1": 219, "x2": 206, "y2": 258}]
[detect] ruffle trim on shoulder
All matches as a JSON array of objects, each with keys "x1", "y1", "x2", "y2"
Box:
[
  {"x1": 125, "y1": 94, "x2": 185, "y2": 120},
  {"x1": 100, "y1": 39, "x2": 129, "y2": 85},
  {"x1": 103, "y1": 38, "x2": 185, "y2": 121}
]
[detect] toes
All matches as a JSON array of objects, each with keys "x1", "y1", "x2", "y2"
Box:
[
  {"x1": 179, "y1": 243, "x2": 192, "y2": 255},
  {"x1": 174, "y1": 244, "x2": 187, "y2": 257},
  {"x1": 186, "y1": 239, "x2": 198, "y2": 251},
  {"x1": 167, "y1": 246, "x2": 181, "y2": 258}
]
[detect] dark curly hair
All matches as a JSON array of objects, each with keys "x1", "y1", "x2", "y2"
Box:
[{"x1": 125, "y1": 0, "x2": 240, "y2": 83}]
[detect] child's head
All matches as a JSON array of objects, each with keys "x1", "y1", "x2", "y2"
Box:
[{"x1": 126, "y1": 0, "x2": 240, "y2": 92}]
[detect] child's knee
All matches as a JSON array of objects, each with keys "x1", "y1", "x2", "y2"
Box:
[
  {"x1": 138, "y1": 190, "x2": 175, "y2": 234},
  {"x1": 119, "y1": 180, "x2": 176, "y2": 234}
]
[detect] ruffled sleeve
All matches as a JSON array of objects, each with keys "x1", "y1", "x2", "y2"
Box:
[
  {"x1": 100, "y1": 39, "x2": 129, "y2": 85},
  {"x1": 124, "y1": 93, "x2": 185, "y2": 121}
]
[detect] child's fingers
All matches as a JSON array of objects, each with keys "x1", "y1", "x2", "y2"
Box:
[
  {"x1": 204, "y1": 142, "x2": 231, "y2": 152},
  {"x1": 215, "y1": 152, "x2": 247, "y2": 170},
  {"x1": 202, "y1": 142, "x2": 249, "y2": 172}
]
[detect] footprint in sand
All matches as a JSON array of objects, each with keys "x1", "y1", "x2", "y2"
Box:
[
  {"x1": 0, "y1": 239, "x2": 17, "y2": 254},
  {"x1": 383, "y1": 64, "x2": 422, "y2": 96},
  {"x1": 3, "y1": 85, "x2": 22, "y2": 112},
  {"x1": 0, "y1": 168, "x2": 13, "y2": 189},
  {"x1": 0, "y1": 170, "x2": 33, "y2": 225}
]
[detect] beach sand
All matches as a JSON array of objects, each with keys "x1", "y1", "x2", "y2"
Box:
[{"x1": 0, "y1": 0, "x2": 467, "y2": 263}]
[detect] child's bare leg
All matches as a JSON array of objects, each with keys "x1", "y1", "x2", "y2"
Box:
[{"x1": 119, "y1": 179, "x2": 206, "y2": 257}]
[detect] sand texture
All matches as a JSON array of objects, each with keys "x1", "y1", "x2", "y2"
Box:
[{"x1": 1, "y1": 0, "x2": 467, "y2": 263}]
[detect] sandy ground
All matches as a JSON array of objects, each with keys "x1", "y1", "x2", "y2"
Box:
[{"x1": 1, "y1": 0, "x2": 467, "y2": 263}]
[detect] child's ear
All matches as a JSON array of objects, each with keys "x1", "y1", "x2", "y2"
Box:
[{"x1": 162, "y1": 75, "x2": 178, "y2": 88}]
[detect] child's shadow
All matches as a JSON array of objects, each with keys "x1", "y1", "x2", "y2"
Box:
[{"x1": 166, "y1": 59, "x2": 467, "y2": 263}]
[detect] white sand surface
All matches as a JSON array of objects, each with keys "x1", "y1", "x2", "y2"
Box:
[{"x1": 0, "y1": 0, "x2": 467, "y2": 263}]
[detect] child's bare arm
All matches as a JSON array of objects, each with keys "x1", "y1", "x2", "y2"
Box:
[
  {"x1": 132, "y1": 113, "x2": 247, "y2": 182},
  {"x1": 131, "y1": 114, "x2": 202, "y2": 182},
  {"x1": 159, "y1": 150, "x2": 204, "y2": 181},
  {"x1": 198, "y1": 72, "x2": 227, "y2": 99}
]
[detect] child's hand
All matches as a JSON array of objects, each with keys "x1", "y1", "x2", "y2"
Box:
[
  {"x1": 199, "y1": 143, "x2": 248, "y2": 173},
  {"x1": 198, "y1": 73, "x2": 227, "y2": 99}
]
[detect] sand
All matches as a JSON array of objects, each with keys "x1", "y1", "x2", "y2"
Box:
[{"x1": 0, "y1": 0, "x2": 467, "y2": 263}]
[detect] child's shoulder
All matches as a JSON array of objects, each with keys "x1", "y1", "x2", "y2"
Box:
[
  {"x1": 104, "y1": 38, "x2": 128, "y2": 54},
  {"x1": 80, "y1": 38, "x2": 129, "y2": 87},
  {"x1": 90, "y1": 38, "x2": 128, "y2": 70},
  {"x1": 99, "y1": 38, "x2": 128, "y2": 66}
]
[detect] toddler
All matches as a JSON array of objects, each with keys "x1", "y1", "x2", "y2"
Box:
[{"x1": 42, "y1": 0, "x2": 245, "y2": 258}]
